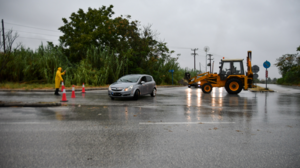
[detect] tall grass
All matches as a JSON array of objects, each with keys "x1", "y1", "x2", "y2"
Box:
[
  {"x1": 0, "y1": 43, "x2": 70, "y2": 84},
  {"x1": 0, "y1": 43, "x2": 191, "y2": 86},
  {"x1": 68, "y1": 46, "x2": 123, "y2": 86}
]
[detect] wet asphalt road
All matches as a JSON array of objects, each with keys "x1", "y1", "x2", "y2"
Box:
[{"x1": 0, "y1": 84, "x2": 300, "y2": 168}]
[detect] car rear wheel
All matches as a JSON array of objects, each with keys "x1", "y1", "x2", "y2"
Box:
[
  {"x1": 151, "y1": 88, "x2": 156, "y2": 97},
  {"x1": 110, "y1": 97, "x2": 114, "y2": 100}
]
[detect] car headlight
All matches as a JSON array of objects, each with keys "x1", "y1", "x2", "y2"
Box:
[
  {"x1": 109, "y1": 86, "x2": 111, "y2": 91},
  {"x1": 124, "y1": 85, "x2": 133, "y2": 91}
]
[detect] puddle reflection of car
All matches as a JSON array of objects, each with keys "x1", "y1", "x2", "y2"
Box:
[{"x1": 108, "y1": 74, "x2": 157, "y2": 100}]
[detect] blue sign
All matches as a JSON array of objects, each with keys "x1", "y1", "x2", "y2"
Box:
[
  {"x1": 169, "y1": 70, "x2": 174, "y2": 85},
  {"x1": 263, "y1": 61, "x2": 271, "y2": 69}
]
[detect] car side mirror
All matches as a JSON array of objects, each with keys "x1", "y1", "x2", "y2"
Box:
[{"x1": 141, "y1": 81, "x2": 145, "y2": 84}]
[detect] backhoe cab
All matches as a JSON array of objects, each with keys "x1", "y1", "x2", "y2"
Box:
[{"x1": 188, "y1": 51, "x2": 254, "y2": 94}]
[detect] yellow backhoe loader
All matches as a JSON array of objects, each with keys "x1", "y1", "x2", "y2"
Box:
[{"x1": 188, "y1": 51, "x2": 254, "y2": 94}]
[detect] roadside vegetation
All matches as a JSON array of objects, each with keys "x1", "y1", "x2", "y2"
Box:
[
  {"x1": 0, "y1": 82, "x2": 109, "y2": 90},
  {"x1": 254, "y1": 78, "x2": 277, "y2": 84},
  {"x1": 0, "y1": 5, "x2": 192, "y2": 87},
  {"x1": 0, "y1": 43, "x2": 188, "y2": 87},
  {"x1": 275, "y1": 46, "x2": 300, "y2": 85}
]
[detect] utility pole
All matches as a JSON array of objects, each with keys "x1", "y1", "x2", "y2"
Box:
[
  {"x1": 2, "y1": 19, "x2": 5, "y2": 53},
  {"x1": 207, "y1": 54, "x2": 213, "y2": 73},
  {"x1": 199, "y1": 62, "x2": 201, "y2": 73},
  {"x1": 204, "y1": 46, "x2": 210, "y2": 72},
  {"x1": 206, "y1": 53, "x2": 207, "y2": 72},
  {"x1": 191, "y1": 48, "x2": 198, "y2": 71}
]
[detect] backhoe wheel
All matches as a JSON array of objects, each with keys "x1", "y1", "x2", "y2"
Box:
[
  {"x1": 225, "y1": 78, "x2": 243, "y2": 94},
  {"x1": 201, "y1": 83, "x2": 213, "y2": 93}
]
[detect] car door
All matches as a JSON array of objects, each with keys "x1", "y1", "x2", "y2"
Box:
[
  {"x1": 139, "y1": 76, "x2": 147, "y2": 95},
  {"x1": 146, "y1": 76, "x2": 154, "y2": 93}
]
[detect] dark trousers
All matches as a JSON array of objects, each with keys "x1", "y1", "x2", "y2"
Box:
[{"x1": 54, "y1": 88, "x2": 59, "y2": 95}]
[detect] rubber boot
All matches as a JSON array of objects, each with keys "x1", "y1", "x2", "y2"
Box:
[{"x1": 55, "y1": 88, "x2": 60, "y2": 96}]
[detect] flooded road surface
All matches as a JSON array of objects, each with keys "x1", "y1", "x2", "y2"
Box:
[{"x1": 0, "y1": 84, "x2": 300, "y2": 167}]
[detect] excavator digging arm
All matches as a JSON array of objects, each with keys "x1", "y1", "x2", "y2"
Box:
[
  {"x1": 246, "y1": 51, "x2": 254, "y2": 89},
  {"x1": 246, "y1": 51, "x2": 253, "y2": 77},
  {"x1": 188, "y1": 72, "x2": 209, "y2": 85}
]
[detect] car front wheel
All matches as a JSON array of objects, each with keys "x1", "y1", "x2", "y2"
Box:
[{"x1": 133, "y1": 90, "x2": 140, "y2": 100}]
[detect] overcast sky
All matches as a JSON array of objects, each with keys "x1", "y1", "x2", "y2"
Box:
[{"x1": 1, "y1": 0, "x2": 299, "y2": 79}]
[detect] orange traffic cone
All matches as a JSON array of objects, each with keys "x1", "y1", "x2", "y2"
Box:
[
  {"x1": 61, "y1": 89, "x2": 68, "y2": 102},
  {"x1": 82, "y1": 83, "x2": 86, "y2": 93},
  {"x1": 71, "y1": 85, "x2": 76, "y2": 98},
  {"x1": 61, "y1": 82, "x2": 65, "y2": 92}
]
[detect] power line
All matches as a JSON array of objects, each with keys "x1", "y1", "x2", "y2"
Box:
[
  {"x1": 14, "y1": 30, "x2": 61, "y2": 37},
  {"x1": 19, "y1": 36, "x2": 59, "y2": 41},
  {"x1": 13, "y1": 29, "x2": 61, "y2": 36},
  {"x1": 170, "y1": 46, "x2": 231, "y2": 59},
  {"x1": 169, "y1": 46, "x2": 193, "y2": 50},
  {"x1": 210, "y1": 53, "x2": 231, "y2": 59},
  {"x1": 5, "y1": 22, "x2": 60, "y2": 33},
  {"x1": 159, "y1": 45, "x2": 246, "y2": 60}
]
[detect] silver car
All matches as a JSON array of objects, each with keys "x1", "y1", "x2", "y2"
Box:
[{"x1": 108, "y1": 74, "x2": 157, "y2": 100}]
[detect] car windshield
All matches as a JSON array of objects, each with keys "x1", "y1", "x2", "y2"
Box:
[{"x1": 118, "y1": 75, "x2": 141, "y2": 83}]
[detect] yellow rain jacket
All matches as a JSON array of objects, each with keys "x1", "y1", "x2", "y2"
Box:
[{"x1": 55, "y1": 67, "x2": 65, "y2": 88}]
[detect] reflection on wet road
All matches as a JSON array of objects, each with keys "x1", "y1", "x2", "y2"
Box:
[{"x1": 0, "y1": 84, "x2": 300, "y2": 167}]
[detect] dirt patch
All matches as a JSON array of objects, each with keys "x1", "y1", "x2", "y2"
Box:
[{"x1": 249, "y1": 85, "x2": 274, "y2": 92}]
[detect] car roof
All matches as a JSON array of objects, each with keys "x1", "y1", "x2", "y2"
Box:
[{"x1": 123, "y1": 74, "x2": 152, "y2": 77}]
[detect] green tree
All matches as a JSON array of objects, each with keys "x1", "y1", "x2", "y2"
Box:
[
  {"x1": 275, "y1": 46, "x2": 300, "y2": 84},
  {"x1": 253, "y1": 78, "x2": 260, "y2": 83},
  {"x1": 0, "y1": 5, "x2": 184, "y2": 85},
  {"x1": 58, "y1": 5, "x2": 178, "y2": 84},
  {"x1": 275, "y1": 53, "x2": 299, "y2": 76},
  {"x1": 58, "y1": 5, "x2": 139, "y2": 63}
]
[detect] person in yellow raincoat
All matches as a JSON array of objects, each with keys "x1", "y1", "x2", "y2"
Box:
[{"x1": 54, "y1": 67, "x2": 66, "y2": 95}]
